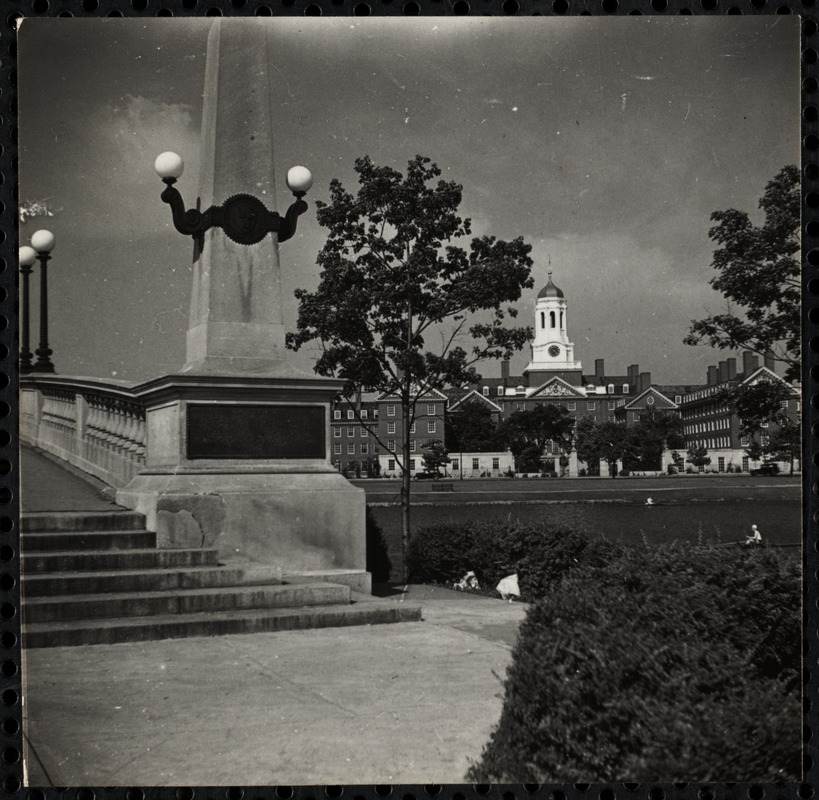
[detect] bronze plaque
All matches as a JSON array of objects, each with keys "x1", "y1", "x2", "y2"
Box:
[{"x1": 187, "y1": 404, "x2": 325, "y2": 460}]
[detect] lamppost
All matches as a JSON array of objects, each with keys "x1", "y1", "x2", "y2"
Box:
[
  {"x1": 18, "y1": 245, "x2": 37, "y2": 374},
  {"x1": 29, "y1": 229, "x2": 56, "y2": 374},
  {"x1": 153, "y1": 151, "x2": 313, "y2": 247}
]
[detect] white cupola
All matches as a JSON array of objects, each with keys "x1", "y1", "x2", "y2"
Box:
[{"x1": 524, "y1": 270, "x2": 582, "y2": 378}]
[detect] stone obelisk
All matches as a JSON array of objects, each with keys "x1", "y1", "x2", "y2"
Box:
[
  {"x1": 186, "y1": 19, "x2": 290, "y2": 375},
  {"x1": 117, "y1": 19, "x2": 369, "y2": 592}
]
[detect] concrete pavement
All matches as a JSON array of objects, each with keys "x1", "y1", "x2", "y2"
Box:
[
  {"x1": 23, "y1": 584, "x2": 527, "y2": 786},
  {"x1": 20, "y1": 447, "x2": 528, "y2": 785}
]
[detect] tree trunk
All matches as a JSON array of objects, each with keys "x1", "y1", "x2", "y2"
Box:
[{"x1": 401, "y1": 383, "x2": 412, "y2": 582}]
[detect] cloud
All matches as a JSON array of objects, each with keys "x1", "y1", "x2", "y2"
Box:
[{"x1": 105, "y1": 94, "x2": 199, "y2": 185}]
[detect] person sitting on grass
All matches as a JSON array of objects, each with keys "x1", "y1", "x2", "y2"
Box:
[{"x1": 745, "y1": 524, "x2": 762, "y2": 546}]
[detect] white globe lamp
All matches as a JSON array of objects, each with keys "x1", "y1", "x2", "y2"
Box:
[
  {"x1": 31, "y1": 229, "x2": 55, "y2": 253},
  {"x1": 286, "y1": 166, "x2": 313, "y2": 197},
  {"x1": 155, "y1": 151, "x2": 185, "y2": 181}
]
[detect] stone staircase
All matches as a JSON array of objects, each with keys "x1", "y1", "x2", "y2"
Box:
[{"x1": 21, "y1": 510, "x2": 420, "y2": 648}]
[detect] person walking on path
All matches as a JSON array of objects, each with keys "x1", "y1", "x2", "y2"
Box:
[{"x1": 745, "y1": 524, "x2": 763, "y2": 546}]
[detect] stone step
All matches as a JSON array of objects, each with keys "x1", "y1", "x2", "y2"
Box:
[
  {"x1": 21, "y1": 530, "x2": 157, "y2": 552},
  {"x1": 21, "y1": 566, "x2": 253, "y2": 597},
  {"x1": 22, "y1": 511, "x2": 146, "y2": 533},
  {"x1": 21, "y1": 548, "x2": 219, "y2": 574},
  {"x1": 23, "y1": 582, "x2": 352, "y2": 623},
  {"x1": 23, "y1": 601, "x2": 424, "y2": 648}
]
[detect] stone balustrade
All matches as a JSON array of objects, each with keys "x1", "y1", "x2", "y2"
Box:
[{"x1": 21, "y1": 376, "x2": 147, "y2": 488}]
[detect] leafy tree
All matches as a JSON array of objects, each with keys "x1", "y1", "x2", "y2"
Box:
[
  {"x1": 575, "y1": 418, "x2": 639, "y2": 477},
  {"x1": 421, "y1": 438, "x2": 450, "y2": 478},
  {"x1": 743, "y1": 439, "x2": 765, "y2": 466},
  {"x1": 767, "y1": 419, "x2": 800, "y2": 475},
  {"x1": 685, "y1": 165, "x2": 799, "y2": 382},
  {"x1": 627, "y1": 410, "x2": 685, "y2": 471},
  {"x1": 686, "y1": 445, "x2": 712, "y2": 470},
  {"x1": 719, "y1": 379, "x2": 795, "y2": 438},
  {"x1": 497, "y1": 404, "x2": 575, "y2": 473},
  {"x1": 447, "y1": 397, "x2": 502, "y2": 453},
  {"x1": 286, "y1": 155, "x2": 534, "y2": 574},
  {"x1": 575, "y1": 416, "x2": 602, "y2": 474}
]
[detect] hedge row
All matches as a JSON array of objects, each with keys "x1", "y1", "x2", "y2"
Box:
[
  {"x1": 465, "y1": 542, "x2": 801, "y2": 782},
  {"x1": 406, "y1": 518, "x2": 623, "y2": 600}
]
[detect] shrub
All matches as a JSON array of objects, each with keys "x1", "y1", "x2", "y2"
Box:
[
  {"x1": 467, "y1": 543, "x2": 800, "y2": 783},
  {"x1": 365, "y1": 506, "x2": 392, "y2": 583},
  {"x1": 406, "y1": 519, "x2": 625, "y2": 600}
]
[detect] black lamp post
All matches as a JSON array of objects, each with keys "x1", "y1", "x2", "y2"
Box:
[
  {"x1": 18, "y1": 245, "x2": 37, "y2": 374},
  {"x1": 29, "y1": 229, "x2": 56, "y2": 374},
  {"x1": 153, "y1": 151, "x2": 313, "y2": 248}
]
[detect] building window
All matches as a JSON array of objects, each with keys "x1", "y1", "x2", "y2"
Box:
[
  {"x1": 387, "y1": 422, "x2": 396, "y2": 434},
  {"x1": 333, "y1": 410, "x2": 341, "y2": 420},
  {"x1": 361, "y1": 409, "x2": 368, "y2": 420},
  {"x1": 518, "y1": 403, "x2": 525, "y2": 411},
  {"x1": 568, "y1": 402, "x2": 576, "y2": 411},
  {"x1": 410, "y1": 422, "x2": 416, "y2": 434},
  {"x1": 760, "y1": 421, "x2": 769, "y2": 428},
  {"x1": 361, "y1": 444, "x2": 368, "y2": 455},
  {"x1": 492, "y1": 457, "x2": 500, "y2": 470},
  {"x1": 388, "y1": 459, "x2": 396, "y2": 471},
  {"x1": 373, "y1": 444, "x2": 380, "y2": 454},
  {"x1": 718, "y1": 457, "x2": 725, "y2": 473},
  {"x1": 740, "y1": 435, "x2": 750, "y2": 447},
  {"x1": 347, "y1": 427, "x2": 355, "y2": 438},
  {"x1": 427, "y1": 403, "x2": 436, "y2": 415},
  {"x1": 607, "y1": 401, "x2": 615, "y2": 410},
  {"x1": 632, "y1": 412, "x2": 640, "y2": 422},
  {"x1": 761, "y1": 433, "x2": 770, "y2": 447},
  {"x1": 550, "y1": 311, "x2": 556, "y2": 328},
  {"x1": 334, "y1": 428, "x2": 341, "y2": 438},
  {"x1": 587, "y1": 402, "x2": 596, "y2": 411},
  {"x1": 482, "y1": 386, "x2": 489, "y2": 396},
  {"x1": 410, "y1": 440, "x2": 417, "y2": 452},
  {"x1": 409, "y1": 459, "x2": 416, "y2": 470},
  {"x1": 360, "y1": 427, "x2": 367, "y2": 437},
  {"x1": 497, "y1": 386, "x2": 504, "y2": 396},
  {"x1": 387, "y1": 404, "x2": 396, "y2": 417},
  {"x1": 675, "y1": 396, "x2": 682, "y2": 404},
  {"x1": 388, "y1": 440, "x2": 396, "y2": 452},
  {"x1": 347, "y1": 410, "x2": 355, "y2": 420},
  {"x1": 742, "y1": 456, "x2": 749, "y2": 471},
  {"x1": 334, "y1": 443, "x2": 342, "y2": 455},
  {"x1": 623, "y1": 384, "x2": 629, "y2": 394},
  {"x1": 451, "y1": 458, "x2": 459, "y2": 470},
  {"x1": 428, "y1": 421, "x2": 436, "y2": 434},
  {"x1": 347, "y1": 443, "x2": 356, "y2": 455},
  {"x1": 608, "y1": 414, "x2": 615, "y2": 422},
  {"x1": 540, "y1": 311, "x2": 545, "y2": 328},
  {"x1": 472, "y1": 458, "x2": 480, "y2": 470}
]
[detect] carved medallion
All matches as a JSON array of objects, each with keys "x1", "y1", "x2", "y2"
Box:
[{"x1": 222, "y1": 193, "x2": 272, "y2": 245}]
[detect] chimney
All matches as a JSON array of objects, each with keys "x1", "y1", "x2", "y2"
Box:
[
  {"x1": 764, "y1": 351, "x2": 776, "y2": 373},
  {"x1": 501, "y1": 359, "x2": 510, "y2": 383},
  {"x1": 707, "y1": 366, "x2": 718, "y2": 386},
  {"x1": 726, "y1": 358, "x2": 737, "y2": 381},
  {"x1": 595, "y1": 358, "x2": 605, "y2": 381},
  {"x1": 718, "y1": 360, "x2": 727, "y2": 384},
  {"x1": 742, "y1": 351, "x2": 759, "y2": 377},
  {"x1": 627, "y1": 364, "x2": 639, "y2": 383},
  {"x1": 639, "y1": 372, "x2": 651, "y2": 393}
]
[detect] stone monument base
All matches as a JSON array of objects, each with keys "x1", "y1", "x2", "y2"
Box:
[{"x1": 117, "y1": 471, "x2": 370, "y2": 593}]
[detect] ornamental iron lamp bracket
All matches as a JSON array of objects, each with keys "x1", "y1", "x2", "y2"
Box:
[{"x1": 155, "y1": 153, "x2": 312, "y2": 247}]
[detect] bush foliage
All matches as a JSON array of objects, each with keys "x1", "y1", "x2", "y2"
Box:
[
  {"x1": 466, "y1": 542, "x2": 800, "y2": 783},
  {"x1": 406, "y1": 518, "x2": 623, "y2": 600}
]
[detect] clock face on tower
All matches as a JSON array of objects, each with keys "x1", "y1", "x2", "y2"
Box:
[{"x1": 548, "y1": 345, "x2": 561, "y2": 358}]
